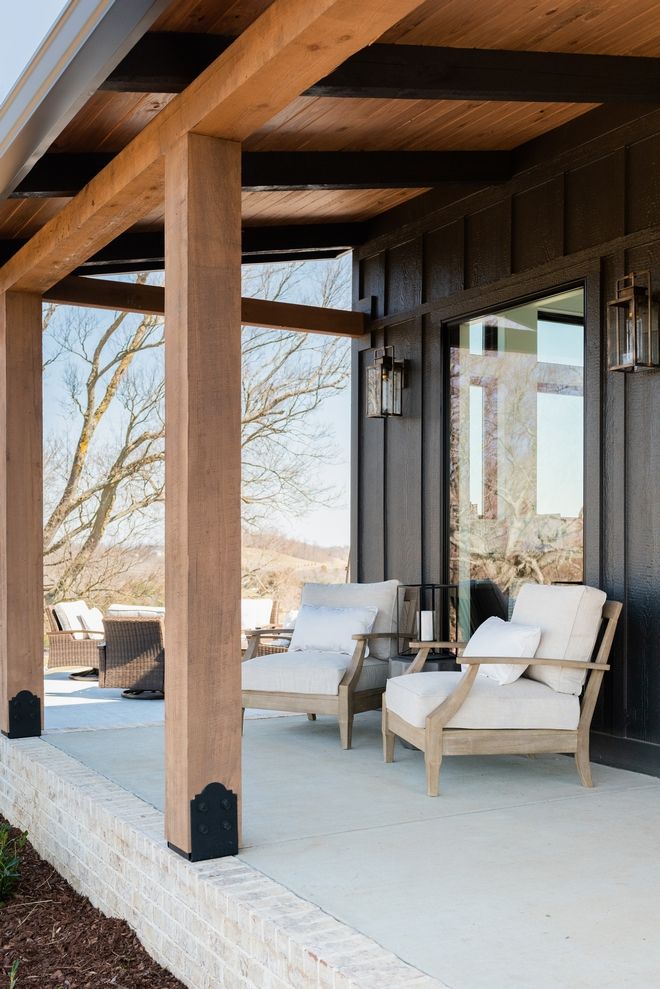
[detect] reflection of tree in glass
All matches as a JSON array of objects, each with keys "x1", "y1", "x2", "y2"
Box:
[{"x1": 449, "y1": 315, "x2": 583, "y2": 598}]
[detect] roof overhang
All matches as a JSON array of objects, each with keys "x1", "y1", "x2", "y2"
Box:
[{"x1": 0, "y1": 0, "x2": 171, "y2": 198}]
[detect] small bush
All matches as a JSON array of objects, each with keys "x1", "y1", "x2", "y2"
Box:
[
  {"x1": 0, "y1": 825, "x2": 27, "y2": 904},
  {"x1": 8, "y1": 960, "x2": 19, "y2": 988}
]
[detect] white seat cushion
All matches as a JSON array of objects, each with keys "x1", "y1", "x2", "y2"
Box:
[
  {"x1": 461, "y1": 616, "x2": 541, "y2": 685},
  {"x1": 512, "y1": 584, "x2": 606, "y2": 694},
  {"x1": 242, "y1": 650, "x2": 388, "y2": 696},
  {"x1": 386, "y1": 671, "x2": 580, "y2": 730},
  {"x1": 300, "y1": 580, "x2": 398, "y2": 660},
  {"x1": 289, "y1": 604, "x2": 378, "y2": 656},
  {"x1": 53, "y1": 600, "x2": 88, "y2": 641}
]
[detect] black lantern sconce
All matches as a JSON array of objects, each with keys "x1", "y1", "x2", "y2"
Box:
[
  {"x1": 365, "y1": 346, "x2": 407, "y2": 418},
  {"x1": 607, "y1": 271, "x2": 659, "y2": 372}
]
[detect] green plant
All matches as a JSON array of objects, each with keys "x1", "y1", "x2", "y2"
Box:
[
  {"x1": 0, "y1": 825, "x2": 27, "y2": 904},
  {"x1": 8, "y1": 959, "x2": 19, "y2": 989}
]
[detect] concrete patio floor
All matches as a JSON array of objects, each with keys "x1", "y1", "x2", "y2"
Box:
[{"x1": 43, "y1": 673, "x2": 660, "y2": 989}]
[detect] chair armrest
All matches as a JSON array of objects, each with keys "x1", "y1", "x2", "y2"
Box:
[
  {"x1": 47, "y1": 628, "x2": 105, "y2": 638},
  {"x1": 409, "y1": 640, "x2": 467, "y2": 652},
  {"x1": 351, "y1": 632, "x2": 398, "y2": 641},
  {"x1": 426, "y1": 665, "x2": 479, "y2": 729},
  {"x1": 460, "y1": 656, "x2": 610, "y2": 671},
  {"x1": 244, "y1": 627, "x2": 293, "y2": 638}
]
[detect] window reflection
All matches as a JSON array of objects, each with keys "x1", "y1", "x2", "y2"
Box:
[{"x1": 449, "y1": 288, "x2": 584, "y2": 605}]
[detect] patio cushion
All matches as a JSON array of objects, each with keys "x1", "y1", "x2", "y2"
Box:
[
  {"x1": 461, "y1": 616, "x2": 541, "y2": 685},
  {"x1": 300, "y1": 580, "x2": 399, "y2": 660},
  {"x1": 241, "y1": 598, "x2": 273, "y2": 629},
  {"x1": 289, "y1": 604, "x2": 378, "y2": 656},
  {"x1": 108, "y1": 603, "x2": 165, "y2": 618},
  {"x1": 386, "y1": 671, "x2": 579, "y2": 730},
  {"x1": 242, "y1": 650, "x2": 388, "y2": 695},
  {"x1": 53, "y1": 600, "x2": 89, "y2": 641},
  {"x1": 78, "y1": 606, "x2": 105, "y2": 641},
  {"x1": 512, "y1": 584, "x2": 606, "y2": 695}
]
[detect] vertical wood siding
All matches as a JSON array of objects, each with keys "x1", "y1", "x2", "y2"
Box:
[{"x1": 353, "y1": 116, "x2": 660, "y2": 773}]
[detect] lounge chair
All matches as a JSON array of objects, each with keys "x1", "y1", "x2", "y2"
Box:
[
  {"x1": 45, "y1": 600, "x2": 105, "y2": 677},
  {"x1": 242, "y1": 580, "x2": 399, "y2": 748},
  {"x1": 383, "y1": 584, "x2": 621, "y2": 794}
]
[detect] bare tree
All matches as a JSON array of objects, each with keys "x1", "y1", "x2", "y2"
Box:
[{"x1": 43, "y1": 259, "x2": 350, "y2": 605}]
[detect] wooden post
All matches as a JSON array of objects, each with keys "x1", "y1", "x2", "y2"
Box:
[
  {"x1": 0, "y1": 292, "x2": 43, "y2": 738},
  {"x1": 164, "y1": 134, "x2": 242, "y2": 860}
]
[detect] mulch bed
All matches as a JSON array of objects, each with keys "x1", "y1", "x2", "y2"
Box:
[{"x1": 0, "y1": 818, "x2": 185, "y2": 989}]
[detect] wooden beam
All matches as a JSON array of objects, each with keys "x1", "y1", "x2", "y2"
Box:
[
  {"x1": 0, "y1": 0, "x2": 426, "y2": 295},
  {"x1": 11, "y1": 150, "x2": 510, "y2": 198},
  {"x1": 164, "y1": 134, "x2": 242, "y2": 860},
  {"x1": 100, "y1": 32, "x2": 232, "y2": 93},
  {"x1": 0, "y1": 224, "x2": 364, "y2": 271},
  {"x1": 309, "y1": 44, "x2": 660, "y2": 103},
  {"x1": 0, "y1": 292, "x2": 43, "y2": 738},
  {"x1": 43, "y1": 276, "x2": 368, "y2": 337}
]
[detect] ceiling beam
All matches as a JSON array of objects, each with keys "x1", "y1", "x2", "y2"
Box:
[
  {"x1": 0, "y1": 0, "x2": 426, "y2": 294},
  {"x1": 43, "y1": 276, "x2": 367, "y2": 336},
  {"x1": 99, "y1": 32, "x2": 233, "y2": 93},
  {"x1": 308, "y1": 44, "x2": 660, "y2": 103},
  {"x1": 10, "y1": 150, "x2": 511, "y2": 198},
  {"x1": 0, "y1": 223, "x2": 364, "y2": 273}
]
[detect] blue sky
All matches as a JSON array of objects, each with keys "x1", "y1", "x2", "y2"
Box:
[
  {"x1": 3, "y1": 5, "x2": 352, "y2": 548},
  {"x1": 0, "y1": 1, "x2": 68, "y2": 103}
]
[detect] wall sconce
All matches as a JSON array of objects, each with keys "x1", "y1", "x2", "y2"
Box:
[
  {"x1": 607, "y1": 270, "x2": 659, "y2": 372},
  {"x1": 365, "y1": 346, "x2": 406, "y2": 418}
]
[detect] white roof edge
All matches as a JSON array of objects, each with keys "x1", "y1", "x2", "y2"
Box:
[{"x1": 0, "y1": 0, "x2": 172, "y2": 198}]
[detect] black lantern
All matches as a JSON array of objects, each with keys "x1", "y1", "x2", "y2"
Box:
[
  {"x1": 607, "y1": 270, "x2": 659, "y2": 372},
  {"x1": 365, "y1": 346, "x2": 406, "y2": 417}
]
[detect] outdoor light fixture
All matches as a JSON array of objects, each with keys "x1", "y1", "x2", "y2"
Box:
[
  {"x1": 607, "y1": 270, "x2": 659, "y2": 372},
  {"x1": 365, "y1": 346, "x2": 406, "y2": 417}
]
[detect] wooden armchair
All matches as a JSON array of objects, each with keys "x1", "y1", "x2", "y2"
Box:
[
  {"x1": 383, "y1": 585, "x2": 621, "y2": 795},
  {"x1": 242, "y1": 580, "x2": 399, "y2": 748}
]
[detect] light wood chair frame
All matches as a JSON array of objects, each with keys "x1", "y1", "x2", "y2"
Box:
[
  {"x1": 243, "y1": 630, "x2": 396, "y2": 749},
  {"x1": 383, "y1": 600, "x2": 622, "y2": 795}
]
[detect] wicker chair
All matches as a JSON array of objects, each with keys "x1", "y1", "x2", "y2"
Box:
[
  {"x1": 45, "y1": 606, "x2": 104, "y2": 672},
  {"x1": 98, "y1": 615, "x2": 164, "y2": 697}
]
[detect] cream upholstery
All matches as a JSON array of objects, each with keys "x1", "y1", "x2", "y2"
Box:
[
  {"x1": 461, "y1": 616, "x2": 541, "y2": 685},
  {"x1": 79, "y1": 606, "x2": 105, "y2": 640},
  {"x1": 242, "y1": 650, "x2": 387, "y2": 695},
  {"x1": 54, "y1": 600, "x2": 92, "y2": 641},
  {"x1": 108, "y1": 603, "x2": 165, "y2": 618},
  {"x1": 512, "y1": 584, "x2": 606, "y2": 694},
  {"x1": 289, "y1": 604, "x2": 377, "y2": 655},
  {"x1": 300, "y1": 580, "x2": 398, "y2": 659},
  {"x1": 241, "y1": 598, "x2": 273, "y2": 629},
  {"x1": 386, "y1": 671, "x2": 580, "y2": 730}
]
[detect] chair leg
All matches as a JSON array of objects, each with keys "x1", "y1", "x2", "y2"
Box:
[
  {"x1": 382, "y1": 705, "x2": 395, "y2": 763},
  {"x1": 338, "y1": 689, "x2": 354, "y2": 749},
  {"x1": 425, "y1": 733, "x2": 443, "y2": 797},
  {"x1": 575, "y1": 736, "x2": 593, "y2": 788},
  {"x1": 307, "y1": 713, "x2": 316, "y2": 721}
]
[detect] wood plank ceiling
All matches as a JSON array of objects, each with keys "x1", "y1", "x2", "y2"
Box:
[{"x1": 3, "y1": 0, "x2": 660, "y2": 251}]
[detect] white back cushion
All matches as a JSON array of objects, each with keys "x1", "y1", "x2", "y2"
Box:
[
  {"x1": 53, "y1": 600, "x2": 88, "y2": 640},
  {"x1": 241, "y1": 598, "x2": 273, "y2": 629},
  {"x1": 288, "y1": 604, "x2": 377, "y2": 656},
  {"x1": 461, "y1": 616, "x2": 541, "y2": 685},
  {"x1": 512, "y1": 584, "x2": 606, "y2": 694},
  {"x1": 300, "y1": 580, "x2": 399, "y2": 659},
  {"x1": 79, "y1": 606, "x2": 105, "y2": 641}
]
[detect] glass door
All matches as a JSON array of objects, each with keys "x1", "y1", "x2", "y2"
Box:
[{"x1": 448, "y1": 287, "x2": 585, "y2": 618}]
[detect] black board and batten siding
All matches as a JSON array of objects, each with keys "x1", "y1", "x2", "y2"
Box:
[{"x1": 351, "y1": 106, "x2": 660, "y2": 775}]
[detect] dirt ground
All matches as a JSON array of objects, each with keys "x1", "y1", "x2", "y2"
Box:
[{"x1": 0, "y1": 818, "x2": 185, "y2": 989}]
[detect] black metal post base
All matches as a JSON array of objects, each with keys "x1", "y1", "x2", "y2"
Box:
[
  {"x1": 3, "y1": 690, "x2": 41, "y2": 739},
  {"x1": 168, "y1": 782, "x2": 239, "y2": 861}
]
